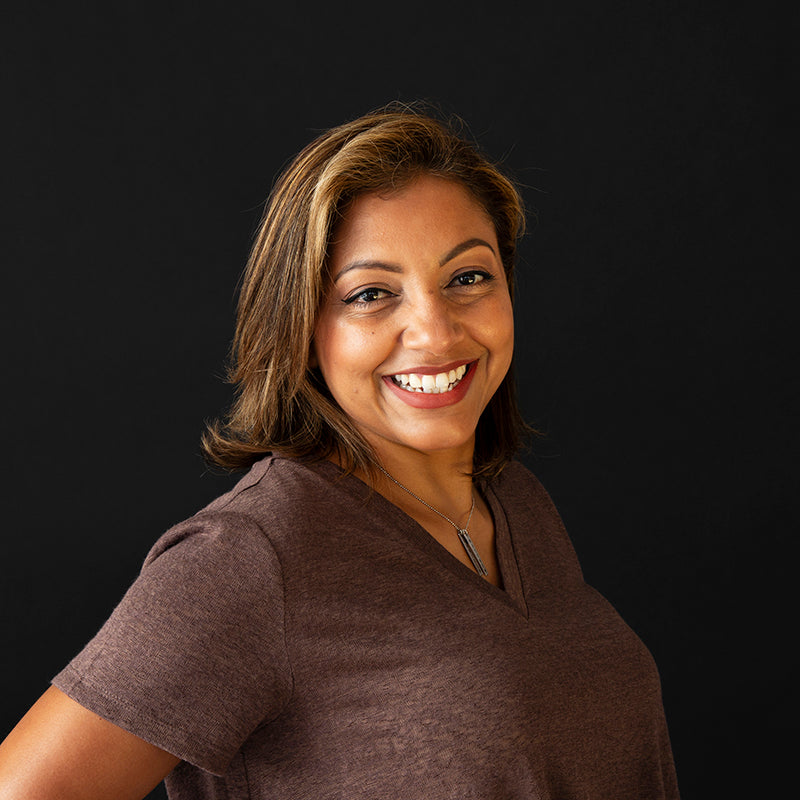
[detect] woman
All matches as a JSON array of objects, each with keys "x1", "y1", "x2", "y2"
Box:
[{"x1": 0, "y1": 105, "x2": 680, "y2": 798}]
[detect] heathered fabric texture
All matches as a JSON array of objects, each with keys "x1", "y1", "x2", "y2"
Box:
[{"x1": 53, "y1": 456, "x2": 679, "y2": 799}]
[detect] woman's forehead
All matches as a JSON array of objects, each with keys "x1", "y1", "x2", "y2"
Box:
[{"x1": 329, "y1": 177, "x2": 495, "y2": 254}]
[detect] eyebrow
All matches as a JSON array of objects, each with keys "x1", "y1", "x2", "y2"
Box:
[
  {"x1": 438, "y1": 237, "x2": 497, "y2": 266},
  {"x1": 333, "y1": 259, "x2": 403, "y2": 283},
  {"x1": 333, "y1": 238, "x2": 497, "y2": 283}
]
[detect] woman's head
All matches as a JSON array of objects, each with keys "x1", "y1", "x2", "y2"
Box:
[{"x1": 202, "y1": 103, "x2": 528, "y2": 477}]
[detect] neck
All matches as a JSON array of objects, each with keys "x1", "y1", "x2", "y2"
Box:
[{"x1": 369, "y1": 444, "x2": 475, "y2": 517}]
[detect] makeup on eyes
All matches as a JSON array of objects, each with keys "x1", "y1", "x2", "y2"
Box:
[{"x1": 340, "y1": 268, "x2": 497, "y2": 308}]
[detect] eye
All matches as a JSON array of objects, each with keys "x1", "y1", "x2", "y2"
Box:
[
  {"x1": 450, "y1": 270, "x2": 493, "y2": 287},
  {"x1": 343, "y1": 287, "x2": 393, "y2": 306}
]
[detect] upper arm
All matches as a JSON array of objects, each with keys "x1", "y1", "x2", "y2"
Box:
[
  {"x1": 0, "y1": 686, "x2": 180, "y2": 800},
  {"x1": 2, "y1": 511, "x2": 290, "y2": 794}
]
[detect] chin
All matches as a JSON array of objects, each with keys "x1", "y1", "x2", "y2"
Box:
[{"x1": 392, "y1": 426, "x2": 478, "y2": 458}]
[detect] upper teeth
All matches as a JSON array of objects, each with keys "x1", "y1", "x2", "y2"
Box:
[{"x1": 392, "y1": 364, "x2": 468, "y2": 393}]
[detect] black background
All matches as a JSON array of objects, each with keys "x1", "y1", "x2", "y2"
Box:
[{"x1": 2, "y1": 2, "x2": 793, "y2": 797}]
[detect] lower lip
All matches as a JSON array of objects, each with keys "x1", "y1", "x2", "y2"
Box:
[{"x1": 382, "y1": 363, "x2": 477, "y2": 409}]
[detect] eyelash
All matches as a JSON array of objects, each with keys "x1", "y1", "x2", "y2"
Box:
[
  {"x1": 342, "y1": 270, "x2": 495, "y2": 307},
  {"x1": 343, "y1": 287, "x2": 393, "y2": 306}
]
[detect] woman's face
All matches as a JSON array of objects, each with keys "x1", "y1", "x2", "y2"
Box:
[{"x1": 313, "y1": 175, "x2": 514, "y2": 464}]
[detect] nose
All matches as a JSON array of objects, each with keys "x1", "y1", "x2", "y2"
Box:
[{"x1": 401, "y1": 291, "x2": 462, "y2": 355}]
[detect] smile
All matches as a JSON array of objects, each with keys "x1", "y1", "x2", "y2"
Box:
[{"x1": 390, "y1": 364, "x2": 469, "y2": 394}]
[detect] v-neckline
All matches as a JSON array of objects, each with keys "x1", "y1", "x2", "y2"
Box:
[
  {"x1": 483, "y1": 479, "x2": 529, "y2": 618},
  {"x1": 310, "y1": 459, "x2": 529, "y2": 619}
]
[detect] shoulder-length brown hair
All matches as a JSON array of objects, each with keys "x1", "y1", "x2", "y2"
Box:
[{"x1": 202, "y1": 103, "x2": 529, "y2": 479}]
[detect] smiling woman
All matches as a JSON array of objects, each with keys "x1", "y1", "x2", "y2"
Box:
[
  {"x1": 0, "y1": 104, "x2": 680, "y2": 799},
  {"x1": 314, "y1": 177, "x2": 514, "y2": 462},
  {"x1": 201, "y1": 106, "x2": 528, "y2": 484}
]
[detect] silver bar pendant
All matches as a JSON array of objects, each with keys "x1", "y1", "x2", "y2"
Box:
[{"x1": 457, "y1": 529, "x2": 489, "y2": 577}]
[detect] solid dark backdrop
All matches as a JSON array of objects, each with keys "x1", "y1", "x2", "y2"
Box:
[{"x1": 2, "y1": 2, "x2": 792, "y2": 798}]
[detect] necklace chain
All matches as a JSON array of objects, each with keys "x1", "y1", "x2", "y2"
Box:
[{"x1": 377, "y1": 465, "x2": 488, "y2": 577}]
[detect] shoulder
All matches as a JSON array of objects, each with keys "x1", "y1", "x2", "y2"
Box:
[
  {"x1": 143, "y1": 455, "x2": 346, "y2": 568},
  {"x1": 203, "y1": 454, "x2": 344, "y2": 517},
  {"x1": 486, "y1": 459, "x2": 552, "y2": 507}
]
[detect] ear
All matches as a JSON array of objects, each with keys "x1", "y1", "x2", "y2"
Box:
[{"x1": 308, "y1": 346, "x2": 319, "y2": 369}]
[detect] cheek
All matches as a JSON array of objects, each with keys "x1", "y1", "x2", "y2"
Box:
[
  {"x1": 484, "y1": 300, "x2": 515, "y2": 388},
  {"x1": 313, "y1": 316, "x2": 386, "y2": 390},
  {"x1": 484, "y1": 294, "x2": 515, "y2": 352},
  {"x1": 502, "y1": 307, "x2": 515, "y2": 356}
]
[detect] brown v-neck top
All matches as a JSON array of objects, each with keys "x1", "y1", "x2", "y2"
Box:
[{"x1": 53, "y1": 456, "x2": 680, "y2": 799}]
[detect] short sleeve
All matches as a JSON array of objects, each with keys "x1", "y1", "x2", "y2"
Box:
[{"x1": 52, "y1": 511, "x2": 293, "y2": 776}]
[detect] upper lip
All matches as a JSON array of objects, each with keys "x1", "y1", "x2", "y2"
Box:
[{"x1": 384, "y1": 359, "x2": 475, "y2": 377}]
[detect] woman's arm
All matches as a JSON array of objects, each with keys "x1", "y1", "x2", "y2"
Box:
[{"x1": 0, "y1": 686, "x2": 180, "y2": 800}]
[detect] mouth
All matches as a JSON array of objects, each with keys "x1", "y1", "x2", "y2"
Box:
[{"x1": 389, "y1": 363, "x2": 470, "y2": 394}]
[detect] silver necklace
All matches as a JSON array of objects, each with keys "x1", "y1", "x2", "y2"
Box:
[{"x1": 377, "y1": 465, "x2": 489, "y2": 577}]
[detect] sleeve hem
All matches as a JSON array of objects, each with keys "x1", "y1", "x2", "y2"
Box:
[{"x1": 53, "y1": 664, "x2": 236, "y2": 776}]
